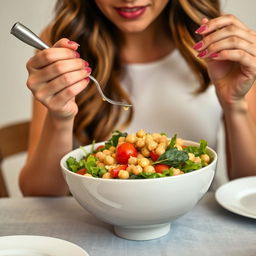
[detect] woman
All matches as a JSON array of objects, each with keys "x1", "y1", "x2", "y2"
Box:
[{"x1": 19, "y1": 0, "x2": 256, "y2": 196}]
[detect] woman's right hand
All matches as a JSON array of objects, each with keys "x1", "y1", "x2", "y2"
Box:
[{"x1": 26, "y1": 38, "x2": 91, "y2": 120}]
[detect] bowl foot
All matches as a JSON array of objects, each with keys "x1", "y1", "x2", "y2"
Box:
[{"x1": 114, "y1": 223, "x2": 171, "y2": 241}]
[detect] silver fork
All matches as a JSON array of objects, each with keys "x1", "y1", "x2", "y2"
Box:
[{"x1": 10, "y1": 22, "x2": 132, "y2": 109}]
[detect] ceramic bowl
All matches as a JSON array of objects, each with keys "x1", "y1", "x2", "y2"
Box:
[{"x1": 60, "y1": 140, "x2": 217, "y2": 240}]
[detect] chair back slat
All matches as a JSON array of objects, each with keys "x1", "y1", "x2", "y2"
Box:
[
  {"x1": 0, "y1": 121, "x2": 29, "y2": 160},
  {"x1": 0, "y1": 121, "x2": 30, "y2": 197}
]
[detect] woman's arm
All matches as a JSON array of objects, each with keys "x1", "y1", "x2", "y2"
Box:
[
  {"x1": 19, "y1": 30, "x2": 91, "y2": 196},
  {"x1": 193, "y1": 15, "x2": 256, "y2": 179},
  {"x1": 19, "y1": 100, "x2": 74, "y2": 196},
  {"x1": 223, "y1": 84, "x2": 256, "y2": 179}
]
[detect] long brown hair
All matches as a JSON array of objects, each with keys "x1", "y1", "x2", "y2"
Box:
[{"x1": 49, "y1": 0, "x2": 220, "y2": 145}]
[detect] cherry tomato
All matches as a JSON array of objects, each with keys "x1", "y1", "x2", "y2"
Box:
[
  {"x1": 110, "y1": 165, "x2": 128, "y2": 178},
  {"x1": 150, "y1": 151, "x2": 159, "y2": 161},
  {"x1": 154, "y1": 164, "x2": 170, "y2": 173},
  {"x1": 76, "y1": 168, "x2": 87, "y2": 175},
  {"x1": 116, "y1": 142, "x2": 138, "y2": 164}
]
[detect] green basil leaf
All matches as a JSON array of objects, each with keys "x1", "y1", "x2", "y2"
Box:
[{"x1": 153, "y1": 148, "x2": 188, "y2": 167}]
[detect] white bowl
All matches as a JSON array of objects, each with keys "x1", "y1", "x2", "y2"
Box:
[{"x1": 60, "y1": 140, "x2": 217, "y2": 240}]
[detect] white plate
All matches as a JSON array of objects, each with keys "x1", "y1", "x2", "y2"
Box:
[
  {"x1": 215, "y1": 176, "x2": 256, "y2": 219},
  {"x1": 0, "y1": 235, "x2": 89, "y2": 256}
]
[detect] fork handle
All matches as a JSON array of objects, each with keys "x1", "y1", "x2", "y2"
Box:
[{"x1": 11, "y1": 22, "x2": 50, "y2": 50}]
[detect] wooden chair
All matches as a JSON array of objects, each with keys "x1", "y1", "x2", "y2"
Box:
[{"x1": 0, "y1": 120, "x2": 30, "y2": 197}]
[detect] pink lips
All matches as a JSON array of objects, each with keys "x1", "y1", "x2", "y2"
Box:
[{"x1": 115, "y1": 6, "x2": 147, "y2": 19}]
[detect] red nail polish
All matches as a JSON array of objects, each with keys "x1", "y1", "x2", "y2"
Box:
[
  {"x1": 193, "y1": 41, "x2": 204, "y2": 50},
  {"x1": 75, "y1": 52, "x2": 80, "y2": 58},
  {"x1": 68, "y1": 40, "x2": 80, "y2": 46},
  {"x1": 84, "y1": 61, "x2": 89, "y2": 67},
  {"x1": 209, "y1": 52, "x2": 219, "y2": 58},
  {"x1": 195, "y1": 25, "x2": 207, "y2": 34},
  {"x1": 84, "y1": 77, "x2": 90, "y2": 82},
  {"x1": 85, "y1": 67, "x2": 92, "y2": 73},
  {"x1": 197, "y1": 50, "x2": 208, "y2": 58}
]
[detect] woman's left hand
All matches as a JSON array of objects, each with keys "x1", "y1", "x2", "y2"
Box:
[{"x1": 193, "y1": 14, "x2": 256, "y2": 110}]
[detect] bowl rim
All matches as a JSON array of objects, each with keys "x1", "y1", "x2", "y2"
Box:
[{"x1": 60, "y1": 139, "x2": 217, "y2": 183}]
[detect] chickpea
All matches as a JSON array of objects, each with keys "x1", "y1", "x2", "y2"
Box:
[
  {"x1": 155, "y1": 146, "x2": 165, "y2": 156},
  {"x1": 103, "y1": 149, "x2": 111, "y2": 155},
  {"x1": 138, "y1": 157, "x2": 150, "y2": 168},
  {"x1": 136, "y1": 138, "x2": 145, "y2": 148},
  {"x1": 201, "y1": 154, "x2": 210, "y2": 163},
  {"x1": 158, "y1": 142, "x2": 167, "y2": 149},
  {"x1": 194, "y1": 156, "x2": 201, "y2": 163},
  {"x1": 144, "y1": 165, "x2": 155, "y2": 173},
  {"x1": 95, "y1": 151, "x2": 105, "y2": 162},
  {"x1": 104, "y1": 155, "x2": 115, "y2": 165},
  {"x1": 158, "y1": 135, "x2": 168, "y2": 144},
  {"x1": 102, "y1": 172, "x2": 112, "y2": 179},
  {"x1": 118, "y1": 137, "x2": 125, "y2": 143},
  {"x1": 109, "y1": 146, "x2": 116, "y2": 153},
  {"x1": 176, "y1": 138, "x2": 184, "y2": 146},
  {"x1": 126, "y1": 165, "x2": 135, "y2": 173},
  {"x1": 145, "y1": 134, "x2": 153, "y2": 143},
  {"x1": 84, "y1": 173, "x2": 93, "y2": 177},
  {"x1": 173, "y1": 168, "x2": 183, "y2": 176},
  {"x1": 136, "y1": 129, "x2": 146, "y2": 138},
  {"x1": 152, "y1": 133, "x2": 161, "y2": 141},
  {"x1": 126, "y1": 134, "x2": 137, "y2": 144},
  {"x1": 147, "y1": 140, "x2": 158, "y2": 151},
  {"x1": 128, "y1": 157, "x2": 138, "y2": 165},
  {"x1": 188, "y1": 153, "x2": 195, "y2": 161},
  {"x1": 132, "y1": 165, "x2": 143, "y2": 175},
  {"x1": 118, "y1": 170, "x2": 130, "y2": 179},
  {"x1": 141, "y1": 147, "x2": 150, "y2": 157}
]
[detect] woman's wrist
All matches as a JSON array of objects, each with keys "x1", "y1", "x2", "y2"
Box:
[
  {"x1": 221, "y1": 98, "x2": 249, "y2": 117},
  {"x1": 46, "y1": 111, "x2": 75, "y2": 132}
]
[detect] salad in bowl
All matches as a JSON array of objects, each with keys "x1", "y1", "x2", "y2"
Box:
[{"x1": 66, "y1": 129, "x2": 212, "y2": 179}]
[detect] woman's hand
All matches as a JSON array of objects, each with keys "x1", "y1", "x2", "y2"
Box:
[
  {"x1": 193, "y1": 15, "x2": 256, "y2": 111},
  {"x1": 26, "y1": 38, "x2": 91, "y2": 120}
]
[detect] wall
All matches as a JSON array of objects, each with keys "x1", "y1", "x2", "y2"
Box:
[
  {"x1": 1, "y1": 0, "x2": 256, "y2": 196},
  {"x1": 0, "y1": 0, "x2": 55, "y2": 196}
]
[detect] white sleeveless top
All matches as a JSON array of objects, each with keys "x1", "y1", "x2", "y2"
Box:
[{"x1": 122, "y1": 49, "x2": 223, "y2": 150}]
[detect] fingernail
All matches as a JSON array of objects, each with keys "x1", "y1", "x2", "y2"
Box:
[
  {"x1": 209, "y1": 52, "x2": 219, "y2": 58},
  {"x1": 195, "y1": 25, "x2": 207, "y2": 34},
  {"x1": 85, "y1": 67, "x2": 92, "y2": 73},
  {"x1": 84, "y1": 77, "x2": 90, "y2": 82},
  {"x1": 84, "y1": 61, "x2": 89, "y2": 67},
  {"x1": 192, "y1": 41, "x2": 204, "y2": 50},
  {"x1": 68, "y1": 40, "x2": 80, "y2": 46},
  {"x1": 75, "y1": 52, "x2": 80, "y2": 58},
  {"x1": 197, "y1": 50, "x2": 208, "y2": 58}
]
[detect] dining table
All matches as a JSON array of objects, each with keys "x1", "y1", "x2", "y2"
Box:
[{"x1": 0, "y1": 192, "x2": 255, "y2": 256}]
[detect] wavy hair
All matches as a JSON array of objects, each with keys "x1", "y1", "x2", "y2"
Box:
[{"x1": 49, "y1": 0, "x2": 220, "y2": 145}]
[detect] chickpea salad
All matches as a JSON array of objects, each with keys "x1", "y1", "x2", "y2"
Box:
[{"x1": 66, "y1": 130, "x2": 212, "y2": 179}]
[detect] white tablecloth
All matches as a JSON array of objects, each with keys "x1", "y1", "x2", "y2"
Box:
[{"x1": 0, "y1": 192, "x2": 255, "y2": 256}]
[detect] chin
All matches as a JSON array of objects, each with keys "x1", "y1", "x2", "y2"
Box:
[{"x1": 116, "y1": 22, "x2": 151, "y2": 34}]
